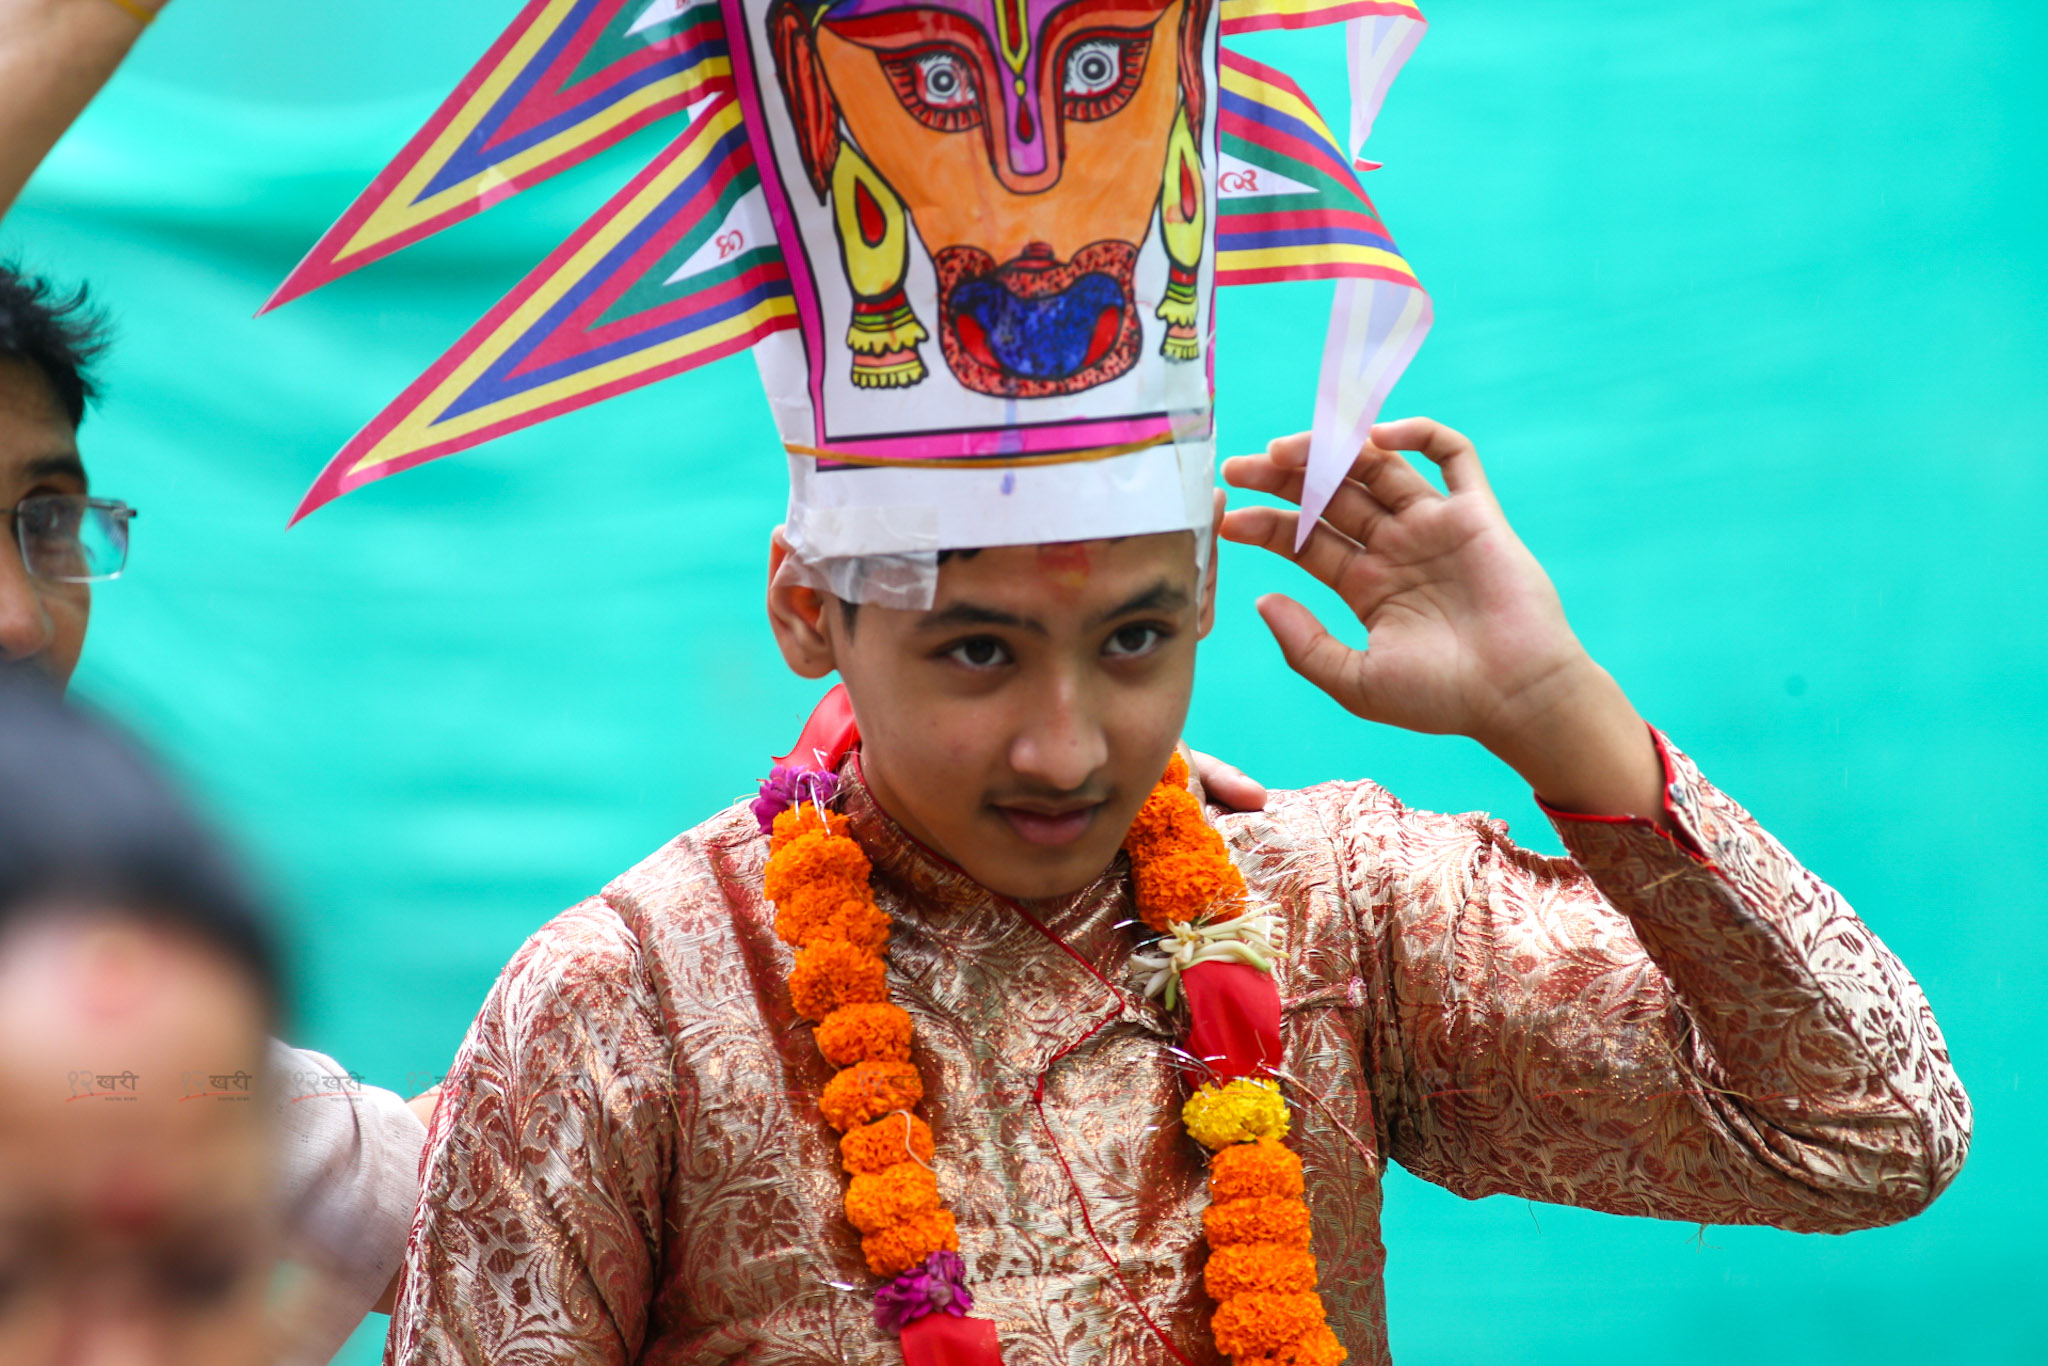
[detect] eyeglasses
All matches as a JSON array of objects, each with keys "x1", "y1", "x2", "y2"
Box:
[{"x1": 5, "y1": 494, "x2": 137, "y2": 583}]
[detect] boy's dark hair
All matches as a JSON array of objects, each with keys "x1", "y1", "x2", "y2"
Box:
[
  {"x1": 0, "y1": 265, "x2": 111, "y2": 429},
  {"x1": 0, "y1": 675, "x2": 286, "y2": 1025}
]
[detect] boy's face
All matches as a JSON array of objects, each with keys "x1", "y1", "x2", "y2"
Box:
[{"x1": 770, "y1": 529, "x2": 1213, "y2": 900}]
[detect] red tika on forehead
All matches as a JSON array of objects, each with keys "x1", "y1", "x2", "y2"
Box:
[{"x1": 1036, "y1": 542, "x2": 1093, "y2": 598}]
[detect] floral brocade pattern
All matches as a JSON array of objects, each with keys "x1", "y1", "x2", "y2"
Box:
[{"x1": 387, "y1": 736, "x2": 1970, "y2": 1366}]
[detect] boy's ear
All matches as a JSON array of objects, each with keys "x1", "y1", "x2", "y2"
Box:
[
  {"x1": 1196, "y1": 490, "x2": 1224, "y2": 639},
  {"x1": 767, "y1": 529, "x2": 840, "y2": 679}
]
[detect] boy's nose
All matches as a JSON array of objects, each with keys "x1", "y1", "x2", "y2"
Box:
[{"x1": 1008, "y1": 679, "x2": 1109, "y2": 795}]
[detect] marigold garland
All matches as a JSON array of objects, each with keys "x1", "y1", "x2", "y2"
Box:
[
  {"x1": 1119, "y1": 763, "x2": 1344, "y2": 1366},
  {"x1": 761, "y1": 750, "x2": 1345, "y2": 1363}
]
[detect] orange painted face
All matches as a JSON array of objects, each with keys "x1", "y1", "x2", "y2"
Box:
[{"x1": 792, "y1": 0, "x2": 1195, "y2": 395}]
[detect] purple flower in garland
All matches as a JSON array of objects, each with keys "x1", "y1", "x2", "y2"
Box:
[
  {"x1": 872, "y1": 1250, "x2": 974, "y2": 1332},
  {"x1": 752, "y1": 765, "x2": 839, "y2": 833}
]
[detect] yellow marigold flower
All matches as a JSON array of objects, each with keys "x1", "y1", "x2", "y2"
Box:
[
  {"x1": 840, "y1": 1112, "x2": 936, "y2": 1175},
  {"x1": 844, "y1": 1161, "x2": 941, "y2": 1234},
  {"x1": 1209, "y1": 1138, "x2": 1305, "y2": 1202},
  {"x1": 815, "y1": 1002, "x2": 916, "y2": 1067},
  {"x1": 1204, "y1": 1244, "x2": 1318, "y2": 1299},
  {"x1": 1210, "y1": 1291, "x2": 1328, "y2": 1357},
  {"x1": 819, "y1": 1059, "x2": 923, "y2": 1132},
  {"x1": 1237, "y1": 1323, "x2": 1349, "y2": 1366},
  {"x1": 861, "y1": 1207, "x2": 959, "y2": 1277},
  {"x1": 1183, "y1": 1078, "x2": 1290, "y2": 1151},
  {"x1": 1202, "y1": 1195, "x2": 1313, "y2": 1248}
]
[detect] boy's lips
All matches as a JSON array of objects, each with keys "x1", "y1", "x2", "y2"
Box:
[{"x1": 993, "y1": 802, "x2": 1102, "y2": 847}]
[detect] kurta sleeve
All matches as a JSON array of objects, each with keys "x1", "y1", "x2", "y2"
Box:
[
  {"x1": 267, "y1": 1041, "x2": 424, "y2": 1366},
  {"x1": 1340, "y1": 731, "x2": 1970, "y2": 1232},
  {"x1": 386, "y1": 895, "x2": 677, "y2": 1365}
]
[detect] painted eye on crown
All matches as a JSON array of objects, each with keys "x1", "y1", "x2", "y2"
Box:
[
  {"x1": 1060, "y1": 32, "x2": 1149, "y2": 122},
  {"x1": 1065, "y1": 41, "x2": 1120, "y2": 96},
  {"x1": 882, "y1": 47, "x2": 984, "y2": 132},
  {"x1": 918, "y1": 52, "x2": 975, "y2": 107}
]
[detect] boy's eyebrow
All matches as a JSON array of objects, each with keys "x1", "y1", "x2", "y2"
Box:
[
  {"x1": 1087, "y1": 581, "x2": 1190, "y2": 628},
  {"x1": 913, "y1": 581, "x2": 1191, "y2": 636},
  {"x1": 914, "y1": 602, "x2": 1048, "y2": 636}
]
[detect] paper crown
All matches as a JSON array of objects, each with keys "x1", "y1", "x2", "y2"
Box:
[{"x1": 268, "y1": 0, "x2": 1432, "y2": 577}]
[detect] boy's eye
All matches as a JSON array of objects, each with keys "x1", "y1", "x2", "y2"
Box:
[
  {"x1": 944, "y1": 636, "x2": 1011, "y2": 669},
  {"x1": 1104, "y1": 623, "x2": 1165, "y2": 658}
]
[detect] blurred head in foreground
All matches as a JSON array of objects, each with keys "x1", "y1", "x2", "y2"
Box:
[{"x1": 0, "y1": 677, "x2": 283, "y2": 1366}]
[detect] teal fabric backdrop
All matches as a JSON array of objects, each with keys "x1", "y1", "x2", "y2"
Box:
[{"x1": 7, "y1": 1, "x2": 2042, "y2": 1361}]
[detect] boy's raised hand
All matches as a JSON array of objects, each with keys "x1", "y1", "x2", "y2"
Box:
[{"x1": 1220, "y1": 418, "x2": 1666, "y2": 821}]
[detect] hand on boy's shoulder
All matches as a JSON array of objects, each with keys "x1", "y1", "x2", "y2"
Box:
[{"x1": 1188, "y1": 750, "x2": 1267, "y2": 812}]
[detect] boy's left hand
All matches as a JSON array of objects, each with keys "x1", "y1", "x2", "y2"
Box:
[{"x1": 1220, "y1": 418, "x2": 1666, "y2": 821}]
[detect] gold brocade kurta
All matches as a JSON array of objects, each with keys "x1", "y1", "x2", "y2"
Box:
[{"x1": 387, "y1": 736, "x2": 1970, "y2": 1366}]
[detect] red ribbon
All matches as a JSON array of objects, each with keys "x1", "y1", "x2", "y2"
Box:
[
  {"x1": 900, "y1": 1308, "x2": 1004, "y2": 1366},
  {"x1": 1181, "y1": 960, "x2": 1283, "y2": 1081},
  {"x1": 774, "y1": 683, "x2": 861, "y2": 773}
]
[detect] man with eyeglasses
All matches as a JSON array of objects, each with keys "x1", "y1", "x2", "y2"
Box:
[
  {"x1": 0, "y1": 267, "x2": 132, "y2": 686},
  {"x1": 1, "y1": 4, "x2": 443, "y2": 1359},
  {"x1": 0, "y1": 264, "x2": 425, "y2": 1366}
]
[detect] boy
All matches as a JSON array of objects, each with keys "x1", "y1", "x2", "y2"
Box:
[{"x1": 388, "y1": 418, "x2": 1967, "y2": 1366}]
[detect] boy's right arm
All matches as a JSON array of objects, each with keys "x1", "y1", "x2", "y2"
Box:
[{"x1": 387, "y1": 896, "x2": 677, "y2": 1366}]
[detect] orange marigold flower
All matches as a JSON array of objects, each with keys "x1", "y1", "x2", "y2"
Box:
[
  {"x1": 818, "y1": 1059, "x2": 923, "y2": 1132},
  {"x1": 1204, "y1": 1244, "x2": 1318, "y2": 1300},
  {"x1": 788, "y1": 941, "x2": 888, "y2": 1020},
  {"x1": 1209, "y1": 1139, "x2": 1305, "y2": 1203},
  {"x1": 1121, "y1": 791, "x2": 1189, "y2": 861},
  {"x1": 1202, "y1": 1195, "x2": 1313, "y2": 1248},
  {"x1": 841, "y1": 1112, "x2": 936, "y2": 1175},
  {"x1": 843, "y1": 1160, "x2": 941, "y2": 1234},
  {"x1": 763, "y1": 829, "x2": 871, "y2": 905},
  {"x1": 769, "y1": 804, "x2": 846, "y2": 852},
  {"x1": 1209, "y1": 1291, "x2": 1328, "y2": 1357},
  {"x1": 1134, "y1": 848, "x2": 1248, "y2": 931},
  {"x1": 861, "y1": 1207, "x2": 959, "y2": 1277},
  {"x1": 1236, "y1": 1324, "x2": 1348, "y2": 1366},
  {"x1": 774, "y1": 883, "x2": 891, "y2": 953},
  {"x1": 816, "y1": 1002, "x2": 916, "y2": 1067},
  {"x1": 1121, "y1": 754, "x2": 1197, "y2": 847}
]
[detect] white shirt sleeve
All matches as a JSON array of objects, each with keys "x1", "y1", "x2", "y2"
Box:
[{"x1": 265, "y1": 1039, "x2": 427, "y2": 1366}]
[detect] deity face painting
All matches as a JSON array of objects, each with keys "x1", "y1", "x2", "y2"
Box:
[{"x1": 767, "y1": 0, "x2": 1211, "y2": 397}]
